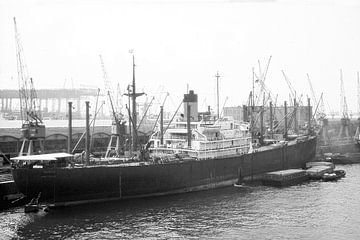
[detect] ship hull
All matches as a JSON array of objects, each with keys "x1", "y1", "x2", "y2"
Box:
[{"x1": 12, "y1": 136, "x2": 316, "y2": 206}]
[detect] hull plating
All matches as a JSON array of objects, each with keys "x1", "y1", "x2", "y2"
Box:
[{"x1": 12, "y1": 137, "x2": 316, "y2": 205}]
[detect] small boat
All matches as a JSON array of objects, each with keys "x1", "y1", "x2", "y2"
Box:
[
  {"x1": 234, "y1": 182, "x2": 246, "y2": 188},
  {"x1": 322, "y1": 170, "x2": 346, "y2": 182},
  {"x1": 24, "y1": 203, "x2": 41, "y2": 213},
  {"x1": 24, "y1": 192, "x2": 42, "y2": 213}
]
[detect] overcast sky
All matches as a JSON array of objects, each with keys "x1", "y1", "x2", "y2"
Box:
[{"x1": 1, "y1": 0, "x2": 360, "y2": 115}]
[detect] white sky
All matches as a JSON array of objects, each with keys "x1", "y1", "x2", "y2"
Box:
[{"x1": 1, "y1": 0, "x2": 360, "y2": 115}]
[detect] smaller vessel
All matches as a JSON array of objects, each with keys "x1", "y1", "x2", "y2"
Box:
[
  {"x1": 24, "y1": 192, "x2": 42, "y2": 213},
  {"x1": 322, "y1": 152, "x2": 360, "y2": 164},
  {"x1": 305, "y1": 161, "x2": 334, "y2": 180},
  {"x1": 233, "y1": 182, "x2": 246, "y2": 188},
  {"x1": 322, "y1": 170, "x2": 346, "y2": 181},
  {"x1": 262, "y1": 169, "x2": 309, "y2": 187}
]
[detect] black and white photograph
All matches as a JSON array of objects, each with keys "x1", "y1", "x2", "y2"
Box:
[{"x1": 0, "y1": 0, "x2": 360, "y2": 239}]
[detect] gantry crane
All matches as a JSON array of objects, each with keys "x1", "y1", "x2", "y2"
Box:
[{"x1": 14, "y1": 17, "x2": 45, "y2": 156}]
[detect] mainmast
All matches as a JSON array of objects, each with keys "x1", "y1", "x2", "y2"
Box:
[
  {"x1": 215, "y1": 71, "x2": 220, "y2": 119},
  {"x1": 124, "y1": 54, "x2": 144, "y2": 151}
]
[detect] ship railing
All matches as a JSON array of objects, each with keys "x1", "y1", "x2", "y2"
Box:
[
  {"x1": 160, "y1": 137, "x2": 252, "y2": 151},
  {"x1": 150, "y1": 144, "x2": 250, "y2": 159}
]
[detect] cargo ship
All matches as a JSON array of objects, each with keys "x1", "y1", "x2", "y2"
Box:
[{"x1": 10, "y1": 90, "x2": 317, "y2": 207}]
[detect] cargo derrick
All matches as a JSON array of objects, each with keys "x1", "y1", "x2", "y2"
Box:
[
  {"x1": 306, "y1": 74, "x2": 329, "y2": 145},
  {"x1": 307, "y1": 73, "x2": 325, "y2": 122},
  {"x1": 338, "y1": 69, "x2": 351, "y2": 141},
  {"x1": 355, "y1": 72, "x2": 360, "y2": 144},
  {"x1": 99, "y1": 55, "x2": 126, "y2": 157},
  {"x1": 251, "y1": 57, "x2": 278, "y2": 143},
  {"x1": 14, "y1": 18, "x2": 45, "y2": 156}
]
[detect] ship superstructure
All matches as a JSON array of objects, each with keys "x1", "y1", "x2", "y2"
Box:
[{"x1": 149, "y1": 91, "x2": 252, "y2": 159}]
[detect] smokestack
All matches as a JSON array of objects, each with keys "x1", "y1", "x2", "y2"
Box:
[
  {"x1": 183, "y1": 90, "x2": 198, "y2": 121},
  {"x1": 187, "y1": 104, "x2": 191, "y2": 148},
  {"x1": 68, "y1": 101, "x2": 72, "y2": 154},
  {"x1": 242, "y1": 105, "x2": 248, "y2": 122},
  {"x1": 85, "y1": 101, "x2": 90, "y2": 165}
]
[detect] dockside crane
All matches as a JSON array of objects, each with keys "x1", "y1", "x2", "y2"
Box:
[
  {"x1": 254, "y1": 56, "x2": 274, "y2": 106},
  {"x1": 340, "y1": 70, "x2": 349, "y2": 119},
  {"x1": 251, "y1": 58, "x2": 279, "y2": 137},
  {"x1": 14, "y1": 17, "x2": 45, "y2": 156},
  {"x1": 281, "y1": 70, "x2": 297, "y2": 104},
  {"x1": 307, "y1": 73, "x2": 325, "y2": 121},
  {"x1": 281, "y1": 70, "x2": 303, "y2": 133},
  {"x1": 307, "y1": 74, "x2": 329, "y2": 144},
  {"x1": 99, "y1": 55, "x2": 125, "y2": 157}
]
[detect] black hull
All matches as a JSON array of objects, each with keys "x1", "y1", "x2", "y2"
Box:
[{"x1": 12, "y1": 137, "x2": 316, "y2": 206}]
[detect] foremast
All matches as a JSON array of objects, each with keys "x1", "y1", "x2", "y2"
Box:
[{"x1": 124, "y1": 54, "x2": 145, "y2": 152}]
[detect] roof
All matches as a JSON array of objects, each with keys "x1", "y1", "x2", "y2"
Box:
[{"x1": 11, "y1": 153, "x2": 73, "y2": 161}]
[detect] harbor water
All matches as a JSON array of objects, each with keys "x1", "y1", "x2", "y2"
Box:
[{"x1": 1, "y1": 164, "x2": 360, "y2": 240}]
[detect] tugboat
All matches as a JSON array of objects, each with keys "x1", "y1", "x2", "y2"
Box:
[
  {"x1": 24, "y1": 192, "x2": 42, "y2": 213},
  {"x1": 322, "y1": 170, "x2": 346, "y2": 182}
]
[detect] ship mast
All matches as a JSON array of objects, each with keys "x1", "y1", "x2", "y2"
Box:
[
  {"x1": 124, "y1": 53, "x2": 144, "y2": 152},
  {"x1": 215, "y1": 71, "x2": 220, "y2": 119}
]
